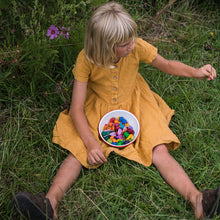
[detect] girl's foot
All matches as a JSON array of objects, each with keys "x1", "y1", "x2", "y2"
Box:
[{"x1": 12, "y1": 191, "x2": 54, "y2": 220}]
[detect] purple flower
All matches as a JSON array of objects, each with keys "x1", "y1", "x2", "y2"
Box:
[
  {"x1": 59, "y1": 26, "x2": 70, "y2": 39},
  {"x1": 55, "y1": 83, "x2": 62, "y2": 93},
  {"x1": 46, "y1": 25, "x2": 59, "y2": 39},
  {"x1": 63, "y1": 100, "x2": 70, "y2": 110},
  {"x1": 43, "y1": 91, "x2": 47, "y2": 98},
  {"x1": 62, "y1": 89, "x2": 67, "y2": 94}
]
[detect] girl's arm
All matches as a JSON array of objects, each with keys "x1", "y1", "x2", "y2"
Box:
[
  {"x1": 70, "y1": 79, "x2": 107, "y2": 166},
  {"x1": 150, "y1": 54, "x2": 216, "y2": 80}
]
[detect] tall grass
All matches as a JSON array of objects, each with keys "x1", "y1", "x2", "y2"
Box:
[{"x1": 0, "y1": 0, "x2": 220, "y2": 219}]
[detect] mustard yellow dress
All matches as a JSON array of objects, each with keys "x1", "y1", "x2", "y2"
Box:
[{"x1": 52, "y1": 38, "x2": 180, "y2": 169}]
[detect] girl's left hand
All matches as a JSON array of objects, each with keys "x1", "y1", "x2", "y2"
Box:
[{"x1": 195, "y1": 64, "x2": 217, "y2": 81}]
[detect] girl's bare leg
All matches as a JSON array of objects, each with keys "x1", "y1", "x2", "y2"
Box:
[
  {"x1": 46, "y1": 153, "x2": 82, "y2": 219},
  {"x1": 152, "y1": 144, "x2": 203, "y2": 219}
]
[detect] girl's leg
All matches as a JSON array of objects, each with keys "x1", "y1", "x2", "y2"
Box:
[
  {"x1": 46, "y1": 153, "x2": 82, "y2": 219},
  {"x1": 152, "y1": 144, "x2": 203, "y2": 218}
]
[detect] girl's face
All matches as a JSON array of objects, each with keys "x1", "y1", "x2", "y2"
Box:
[{"x1": 115, "y1": 37, "x2": 135, "y2": 58}]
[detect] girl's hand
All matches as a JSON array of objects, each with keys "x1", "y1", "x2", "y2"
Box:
[
  {"x1": 70, "y1": 80, "x2": 107, "y2": 166},
  {"x1": 86, "y1": 140, "x2": 107, "y2": 166},
  {"x1": 195, "y1": 64, "x2": 216, "y2": 81}
]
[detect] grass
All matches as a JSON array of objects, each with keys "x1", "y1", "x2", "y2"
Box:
[{"x1": 0, "y1": 0, "x2": 220, "y2": 219}]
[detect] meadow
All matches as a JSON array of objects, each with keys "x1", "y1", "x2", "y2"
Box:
[{"x1": 0, "y1": 0, "x2": 220, "y2": 219}]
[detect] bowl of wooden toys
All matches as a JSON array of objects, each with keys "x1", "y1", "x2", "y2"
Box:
[{"x1": 99, "y1": 110, "x2": 140, "y2": 148}]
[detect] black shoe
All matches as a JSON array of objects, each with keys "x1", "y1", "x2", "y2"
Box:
[
  {"x1": 202, "y1": 186, "x2": 220, "y2": 219},
  {"x1": 12, "y1": 191, "x2": 54, "y2": 220}
]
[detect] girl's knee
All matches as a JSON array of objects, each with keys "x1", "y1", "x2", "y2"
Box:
[
  {"x1": 153, "y1": 144, "x2": 168, "y2": 153},
  {"x1": 67, "y1": 153, "x2": 77, "y2": 160},
  {"x1": 152, "y1": 144, "x2": 169, "y2": 163},
  {"x1": 64, "y1": 153, "x2": 82, "y2": 167}
]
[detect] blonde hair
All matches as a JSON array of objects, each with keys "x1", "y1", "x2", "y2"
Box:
[{"x1": 84, "y1": 1, "x2": 137, "y2": 67}]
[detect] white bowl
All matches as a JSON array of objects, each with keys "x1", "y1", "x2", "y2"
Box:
[{"x1": 98, "y1": 110, "x2": 140, "y2": 148}]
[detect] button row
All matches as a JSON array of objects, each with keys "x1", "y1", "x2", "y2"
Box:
[{"x1": 113, "y1": 72, "x2": 118, "y2": 103}]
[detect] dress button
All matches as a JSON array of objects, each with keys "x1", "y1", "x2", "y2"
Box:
[
  {"x1": 113, "y1": 98, "x2": 117, "y2": 102},
  {"x1": 113, "y1": 87, "x2": 117, "y2": 90},
  {"x1": 113, "y1": 76, "x2": 117, "y2": 79}
]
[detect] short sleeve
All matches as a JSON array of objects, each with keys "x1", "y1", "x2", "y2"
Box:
[
  {"x1": 135, "y1": 38, "x2": 158, "y2": 64},
  {"x1": 72, "y1": 49, "x2": 91, "y2": 82}
]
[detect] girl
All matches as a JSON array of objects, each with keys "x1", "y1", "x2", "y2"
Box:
[{"x1": 13, "y1": 2, "x2": 219, "y2": 220}]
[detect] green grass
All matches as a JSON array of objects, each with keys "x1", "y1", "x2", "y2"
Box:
[{"x1": 1, "y1": 0, "x2": 220, "y2": 219}]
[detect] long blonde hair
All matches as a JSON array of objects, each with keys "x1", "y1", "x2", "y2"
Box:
[{"x1": 84, "y1": 1, "x2": 137, "y2": 68}]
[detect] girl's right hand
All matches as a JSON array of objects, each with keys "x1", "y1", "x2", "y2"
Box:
[
  {"x1": 86, "y1": 140, "x2": 107, "y2": 166},
  {"x1": 70, "y1": 80, "x2": 107, "y2": 166}
]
